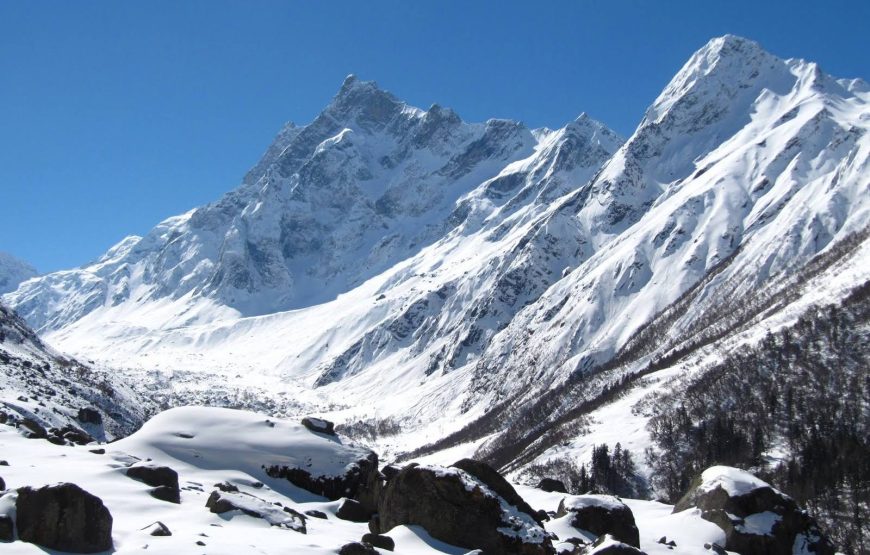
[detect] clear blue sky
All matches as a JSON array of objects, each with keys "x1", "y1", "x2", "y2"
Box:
[{"x1": 2, "y1": 1, "x2": 868, "y2": 272}]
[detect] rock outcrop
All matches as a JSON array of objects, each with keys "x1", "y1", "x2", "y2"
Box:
[{"x1": 673, "y1": 466, "x2": 834, "y2": 555}]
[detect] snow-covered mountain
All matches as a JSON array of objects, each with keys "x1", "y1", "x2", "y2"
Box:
[
  {"x1": 0, "y1": 301, "x2": 152, "y2": 440},
  {"x1": 3, "y1": 34, "x2": 868, "y2": 478},
  {"x1": 0, "y1": 252, "x2": 36, "y2": 295}
]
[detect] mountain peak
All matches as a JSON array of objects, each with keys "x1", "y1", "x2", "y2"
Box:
[{"x1": 327, "y1": 75, "x2": 405, "y2": 128}]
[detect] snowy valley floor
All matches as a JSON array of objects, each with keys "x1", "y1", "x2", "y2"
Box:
[{"x1": 0, "y1": 406, "x2": 729, "y2": 555}]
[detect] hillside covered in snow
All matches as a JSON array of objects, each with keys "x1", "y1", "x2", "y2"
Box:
[{"x1": 1, "y1": 34, "x2": 868, "y2": 554}]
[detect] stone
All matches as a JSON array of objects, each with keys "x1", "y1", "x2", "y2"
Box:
[
  {"x1": 338, "y1": 541, "x2": 378, "y2": 555},
  {"x1": 556, "y1": 495, "x2": 640, "y2": 548},
  {"x1": 77, "y1": 408, "x2": 102, "y2": 425},
  {"x1": 305, "y1": 509, "x2": 328, "y2": 519},
  {"x1": 361, "y1": 532, "x2": 395, "y2": 551},
  {"x1": 336, "y1": 498, "x2": 370, "y2": 522},
  {"x1": 0, "y1": 515, "x2": 13, "y2": 542},
  {"x1": 674, "y1": 466, "x2": 834, "y2": 555},
  {"x1": 141, "y1": 521, "x2": 171, "y2": 536},
  {"x1": 301, "y1": 416, "x2": 335, "y2": 435},
  {"x1": 126, "y1": 464, "x2": 180, "y2": 504},
  {"x1": 538, "y1": 478, "x2": 568, "y2": 493},
  {"x1": 15, "y1": 482, "x2": 113, "y2": 553},
  {"x1": 452, "y1": 458, "x2": 543, "y2": 524},
  {"x1": 378, "y1": 464, "x2": 553, "y2": 555}
]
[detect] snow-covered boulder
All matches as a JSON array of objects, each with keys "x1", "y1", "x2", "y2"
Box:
[
  {"x1": 15, "y1": 482, "x2": 113, "y2": 553},
  {"x1": 378, "y1": 463, "x2": 554, "y2": 554},
  {"x1": 579, "y1": 534, "x2": 645, "y2": 554},
  {"x1": 452, "y1": 458, "x2": 544, "y2": 524},
  {"x1": 555, "y1": 494, "x2": 639, "y2": 548},
  {"x1": 673, "y1": 466, "x2": 834, "y2": 555},
  {"x1": 205, "y1": 489, "x2": 306, "y2": 532},
  {"x1": 115, "y1": 406, "x2": 380, "y2": 510}
]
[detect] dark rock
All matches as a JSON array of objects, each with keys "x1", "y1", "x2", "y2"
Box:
[
  {"x1": 77, "y1": 408, "x2": 102, "y2": 425},
  {"x1": 205, "y1": 490, "x2": 306, "y2": 532},
  {"x1": 336, "y1": 498, "x2": 370, "y2": 522},
  {"x1": 368, "y1": 514, "x2": 380, "y2": 534},
  {"x1": 126, "y1": 464, "x2": 180, "y2": 504},
  {"x1": 338, "y1": 542, "x2": 378, "y2": 555},
  {"x1": 703, "y1": 543, "x2": 727, "y2": 555},
  {"x1": 20, "y1": 418, "x2": 47, "y2": 439},
  {"x1": 0, "y1": 476, "x2": 4, "y2": 490},
  {"x1": 301, "y1": 416, "x2": 335, "y2": 435},
  {"x1": 381, "y1": 464, "x2": 401, "y2": 481},
  {"x1": 361, "y1": 532, "x2": 395, "y2": 551},
  {"x1": 674, "y1": 467, "x2": 834, "y2": 555},
  {"x1": 150, "y1": 485, "x2": 181, "y2": 504},
  {"x1": 378, "y1": 464, "x2": 553, "y2": 555},
  {"x1": 58, "y1": 425, "x2": 95, "y2": 445},
  {"x1": 538, "y1": 478, "x2": 568, "y2": 493},
  {"x1": 15, "y1": 482, "x2": 113, "y2": 553},
  {"x1": 265, "y1": 451, "x2": 380, "y2": 514},
  {"x1": 142, "y1": 521, "x2": 171, "y2": 536},
  {"x1": 579, "y1": 534, "x2": 646, "y2": 554},
  {"x1": 452, "y1": 458, "x2": 543, "y2": 525},
  {"x1": 88, "y1": 449, "x2": 105, "y2": 455},
  {"x1": 556, "y1": 495, "x2": 640, "y2": 548},
  {"x1": 196, "y1": 540, "x2": 206, "y2": 546},
  {"x1": 0, "y1": 515, "x2": 13, "y2": 542},
  {"x1": 0, "y1": 461, "x2": 7, "y2": 466},
  {"x1": 214, "y1": 481, "x2": 239, "y2": 493},
  {"x1": 305, "y1": 509, "x2": 328, "y2": 519}
]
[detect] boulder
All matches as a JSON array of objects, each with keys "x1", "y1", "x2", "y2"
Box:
[
  {"x1": 141, "y1": 521, "x2": 172, "y2": 536},
  {"x1": 674, "y1": 466, "x2": 834, "y2": 555},
  {"x1": 0, "y1": 515, "x2": 13, "y2": 542},
  {"x1": 126, "y1": 464, "x2": 180, "y2": 504},
  {"x1": 556, "y1": 495, "x2": 639, "y2": 548},
  {"x1": 51, "y1": 424, "x2": 94, "y2": 446},
  {"x1": 205, "y1": 490, "x2": 306, "y2": 533},
  {"x1": 378, "y1": 464, "x2": 554, "y2": 555},
  {"x1": 15, "y1": 482, "x2": 113, "y2": 553},
  {"x1": 0, "y1": 477, "x2": 5, "y2": 491},
  {"x1": 19, "y1": 418, "x2": 47, "y2": 440},
  {"x1": 538, "y1": 478, "x2": 568, "y2": 493},
  {"x1": 301, "y1": 416, "x2": 336, "y2": 436},
  {"x1": 580, "y1": 534, "x2": 646, "y2": 554},
  {"x1": 265, "y1": 451, "x2": 380, "y2": 514},
  {"x1": 305, "y1": 509, "x2": 328, "y2": 519},
  {"x1": 336, "y1": 498, "x2": 370, "y2": 522},
  {"x1": 338, "y1": 542, "x2": 378, "y2": 555},
  {"x1": 452, "y1": 458, "x2": 543, "y2": 524},
  {"x1": 361, "y1": 532, "x2": 395, "y2": 551},
  {"x1": 77, "y1": 408, "x2": 102, "y2": 425}
]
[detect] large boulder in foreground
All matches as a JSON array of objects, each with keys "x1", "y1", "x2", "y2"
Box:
[
  {"x1": 379, "y1": 463, "x2": 554, "y2": 555},
  {"x1": 452, "y1": 458, "x2": 544, "y2": 524},
  {"x1": 15, "y1": 483, "x2": 113, "y2": 553},
  {"x1": 555, "y1": 494, "x2": 639, "y2": 548},
  {"x1": 674, "y1": 466, "x2": 834, "y2": 555}
]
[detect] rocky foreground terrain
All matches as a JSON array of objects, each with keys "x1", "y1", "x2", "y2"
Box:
[{"x1": 0, "y1": 407, "x2": 834, "y2": 554}]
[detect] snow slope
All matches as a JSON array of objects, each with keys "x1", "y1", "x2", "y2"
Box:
[{"x1": 3, "y1": 35, "x2": 869, "y2": 470}]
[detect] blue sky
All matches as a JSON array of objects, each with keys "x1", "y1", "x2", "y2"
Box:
[{"x1": 2, "y1": 1, "x2": 868, "y2": 272}]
